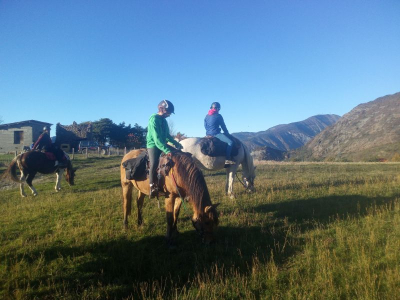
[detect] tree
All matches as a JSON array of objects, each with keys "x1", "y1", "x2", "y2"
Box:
[
  {"x1": 91, "y1": 118, "x2": 114, "y2": 145},
  {"x1": 83, "y1": 118, "x2": 147, "y2": 149}
]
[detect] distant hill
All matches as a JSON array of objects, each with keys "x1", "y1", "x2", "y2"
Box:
[
  {"x1": 232, "y1": 114, "x2": 340, "y2": 152},
  {"x1": 296, "y1": 92, "x2": 400, "y2": 161}
]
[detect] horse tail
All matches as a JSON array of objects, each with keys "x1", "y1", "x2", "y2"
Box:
[
  {"x1": 241, "y1": 142, "x2": 255, "y2": 175},
  {"x1": 5, "y1": 155, "x2": 22, "y2": 183}
]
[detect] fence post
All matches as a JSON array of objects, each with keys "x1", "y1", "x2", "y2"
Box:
[
  {"x1": 72, "y1": 148, "x2": 75, "y2": 160},
  {"x1": 117, "y1": 147, "x2": 119, "y2": 156},
  {"x1": 124, "y1": 147, "x2": 127, "y2": 155},
  {"x1": 85, "y1": 148, "x2": 88, "y2": 159},
  {"x1": 15, "y1": 150, "x2": 18, "y2": 157}
]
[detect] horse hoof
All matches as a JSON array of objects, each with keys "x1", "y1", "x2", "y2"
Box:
[{"x1": 33, "y1": 193, "x2": 38, "y2": 197}]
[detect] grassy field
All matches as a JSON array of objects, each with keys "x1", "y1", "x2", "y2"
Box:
[{"x1": 1, "y1": 156, "x2": 399, "y2": 299}]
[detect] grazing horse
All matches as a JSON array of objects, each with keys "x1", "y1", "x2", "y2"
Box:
[
  {"x1": 6, "y1": 150, "x2": 75, "y2": 197},
  {"x1": 180, "y1": 137, "x2": 256, "y2": 199},
  {"x1": 120, "y1": 149, "x2": 219, "y2": 246}
]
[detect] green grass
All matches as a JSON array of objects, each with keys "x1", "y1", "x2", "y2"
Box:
[{"x1": 1, "y1": 157, "x2": 399, "y2": 299}]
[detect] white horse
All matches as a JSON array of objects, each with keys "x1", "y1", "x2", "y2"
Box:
[{"x1": 180, "y1": 137, "x2": 256, "y2": 199}]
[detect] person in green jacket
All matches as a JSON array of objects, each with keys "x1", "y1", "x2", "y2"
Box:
[{"x1": 147, "y1": 99, "x2": 183, "y2": 197}]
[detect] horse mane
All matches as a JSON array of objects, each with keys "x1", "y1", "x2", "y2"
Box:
[
  {"x1": 171, "y1": 152, "x2": 212, "y2": 214},
  {"x1": 241, "y1": 142, "x2": 255, "y2": 178}
]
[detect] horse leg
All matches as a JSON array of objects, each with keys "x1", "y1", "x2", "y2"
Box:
[
  {"x1": 26, "y1": 172, "x2": 38, "y2": 197},
  {"x1": 226, "y1": 168, "x2": 236, "y2": 199},
  {"x1": 165, "y1": 196, "x2": 177, "y2": 246},
  {"x1": 137, "y1": 191, "x2": 145, "y2": 226},
  {"x1": 55, "y1": 169, "x2": 63, "y2": 192},
  {"x1": 172, "y1": 196, "x2": 182, "y2": 235},
  {"x1": 19, "y1": 171, "x2": 27, "y2": 197},
  {"x1": 122, "y1": 181, "x2": 133, "y2": 229}
]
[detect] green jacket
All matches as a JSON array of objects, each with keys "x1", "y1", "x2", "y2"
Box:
[{"x1": 146, "y1": 113, "x2": 180, "y2": 153}]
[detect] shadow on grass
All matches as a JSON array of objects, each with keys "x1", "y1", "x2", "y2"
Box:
[
  {"x1": 6, "y1": 224, "x2": 300, "y2": 299},
  {"x1": 254, "y1": 194, "x2": 399, "y2": 229},
  {"x1": 7, "y1": 194, "x2": 398, "y2": 299}
]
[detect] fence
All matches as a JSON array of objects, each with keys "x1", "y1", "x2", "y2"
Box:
[{"x1": 0, "y1": 147, "x2": 130, "y2": 167}]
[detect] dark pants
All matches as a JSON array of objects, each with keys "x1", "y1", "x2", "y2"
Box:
[{"x1": 148, "y1": 147, "x2": 162, "y2": 185}]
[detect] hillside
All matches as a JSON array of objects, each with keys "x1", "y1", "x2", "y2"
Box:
[
  {"x1": 233, "y1": 114, "x2": 340, "y2": 152},
  {"x1": 300, "y1": 92, "x2": 400, "y2": 161}
]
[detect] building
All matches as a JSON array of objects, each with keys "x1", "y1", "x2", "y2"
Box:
[
  {"x1": 0, "y1": 120, "x2": 52, "y2": 153},
  {"x1": 56, "y1": 121, "x2": 93, "y2": 152}
]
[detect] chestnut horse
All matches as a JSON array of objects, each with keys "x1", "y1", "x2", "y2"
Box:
[
  {"x1": 6, "y1": 150, "x2": 75, "y2": 197},
  {"x1": 120, "y1": 149, "x2": 219, "y2": 245}
]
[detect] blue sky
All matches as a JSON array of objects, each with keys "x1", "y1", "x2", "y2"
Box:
[{"x1": 1, "y1": 1, "x2": 399, "y2": 137}]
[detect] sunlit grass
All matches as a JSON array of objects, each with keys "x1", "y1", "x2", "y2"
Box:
[{"x1": 1, "y1": 158, "x2": 399, "y2": 299}]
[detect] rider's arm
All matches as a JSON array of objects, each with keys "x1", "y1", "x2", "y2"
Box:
[
  {"x1": 32, "y1": 134, "x2": 43, "y2": 149},
  {"x1": 219, "y1": 115, "x2": 230, "y2": 135}
]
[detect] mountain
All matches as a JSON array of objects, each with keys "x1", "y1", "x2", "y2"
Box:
[
  {"x1": 232, "y1": 114, "x2": 341, "y2": 152},
  {"x1": 298, "y1": 92, "x2": 400, "y2": 161}
]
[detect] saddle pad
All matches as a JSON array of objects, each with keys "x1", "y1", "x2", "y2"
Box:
[
  {"x1": 199, "y1": 136, "x2": 240, "y2": 157},
  {"x1": 122, "y1": 151, "x2": 148, "y2": 180},
  {"x1": 44, "y1": 152, "x2": 56, "y2": 161}
]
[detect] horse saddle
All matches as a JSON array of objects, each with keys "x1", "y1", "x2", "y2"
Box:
[
  {"x1": 122, "y1": 149, "x2": 177, "y2": 182},
  {"x1": 44, "y1": 152, "x2": 57, "y2": 161},
  {"x1": 199, "y1": 136, "x2": 240, "y2": 157},
  {"x1": 122, "y1": 151, "x2": 149, "y2": 181}
]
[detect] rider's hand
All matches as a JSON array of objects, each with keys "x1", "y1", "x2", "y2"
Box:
[{"x1": 176, "y1": 144, "x2": 183, "y2": 150}]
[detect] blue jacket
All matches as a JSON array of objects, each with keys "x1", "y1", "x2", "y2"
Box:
[{"x1": 204, "y1": 113, "x2": 229, "y2": 136}]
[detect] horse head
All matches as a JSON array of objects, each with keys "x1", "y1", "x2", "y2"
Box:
[
  {"x1": 192, "y1": 203, "x2": 219, "y2": 245},
  {"x1": 243, "y1": 166, "x2": 256, "y2": 193}
]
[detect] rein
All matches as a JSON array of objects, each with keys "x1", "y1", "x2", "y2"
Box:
[{"x1": 236, "y1": 172, "x2": 248, "y2": 189}]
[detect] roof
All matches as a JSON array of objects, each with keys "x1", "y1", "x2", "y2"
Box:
[{"x1": 0, "y1": 120, "x2": 52, "y2": 129}]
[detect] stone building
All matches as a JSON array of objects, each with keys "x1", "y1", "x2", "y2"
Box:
[
  {"x1": 56, "y1": 121, "x2": 93, "y2": 152},
  {"x1": 0, "y1": 120, "x2": 52, "y2": 153}
]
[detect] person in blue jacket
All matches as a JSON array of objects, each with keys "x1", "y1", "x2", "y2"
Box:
[{"x1": 204, "y1": 102, "x2": 235, "y2": 165}]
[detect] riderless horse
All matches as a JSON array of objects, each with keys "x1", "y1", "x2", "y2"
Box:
[
  {"x1": 6, "y1": 150, "x2": 75, "y2": 197},
  {"x1": 120, "y1": 149, "x2": 219, "y2": 246},
  {"x1": 180, "y1": 137, "x2": 256, "y2": 199}
]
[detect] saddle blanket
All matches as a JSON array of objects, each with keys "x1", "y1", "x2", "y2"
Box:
[{"x1": 199, "y1": 136, "x2": 241, "y2": 157}]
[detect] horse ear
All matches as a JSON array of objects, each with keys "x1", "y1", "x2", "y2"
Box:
[{"x1": 205, "y1": 203, "x2": 220, "y2": 213}]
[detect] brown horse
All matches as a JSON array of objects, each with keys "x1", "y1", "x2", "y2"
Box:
[
  {"x1": 121, "y1": 149, "x2": 219, "y2": 246},
  {"x1": 6, "y1": 150, "x2": 76, "y2": 197}
]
